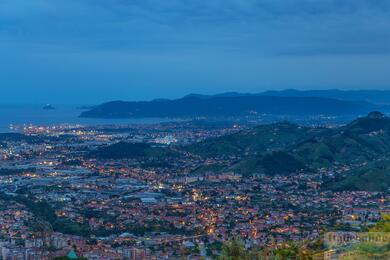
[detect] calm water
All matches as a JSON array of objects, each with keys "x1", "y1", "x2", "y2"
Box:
[{"x1": 0, "y1": 104, "x2": 176, "y2": 133}]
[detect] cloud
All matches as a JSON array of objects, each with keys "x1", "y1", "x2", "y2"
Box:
[
  {"x1": 0, "y1": 0, "x2": 389, "y2": 103},
  {"x1": 0, "y1": 0, "x2": 389, "y2": 54}
]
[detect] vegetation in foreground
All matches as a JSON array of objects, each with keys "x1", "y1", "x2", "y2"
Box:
[{"x1": 218, "y1": 214, "x2": 390, "y2": 259}]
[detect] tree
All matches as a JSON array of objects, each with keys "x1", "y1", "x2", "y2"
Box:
[
  {"x1": 218, "y1": 239, "x2": 251, "y2": 260},
  {"x1": 370, "y1": 214, "x2": 390, "y2": 232}
]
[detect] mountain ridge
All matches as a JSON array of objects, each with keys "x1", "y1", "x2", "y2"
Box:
[
  {"x1": 80, "y1": 95, "x2": 385, "y2": 119},
  {"x1": 186, "y1": 89, "x2": 390, "y2": 104}
]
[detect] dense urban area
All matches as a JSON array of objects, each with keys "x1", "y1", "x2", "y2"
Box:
[
  {"x1": 1, "y1": 113, "x2": 390, "y2": 259},
  {"x1": 3, "y1": 0, "x2": 389, "y2": 258}
]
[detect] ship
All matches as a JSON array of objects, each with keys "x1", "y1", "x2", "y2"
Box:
[{"x1": 43, "y1": 104, "x2": 55, "y2": 110}]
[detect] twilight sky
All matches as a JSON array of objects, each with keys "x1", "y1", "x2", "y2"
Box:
[{"x1": 1, "y1": 0, "x2": 390, "y2": 104}]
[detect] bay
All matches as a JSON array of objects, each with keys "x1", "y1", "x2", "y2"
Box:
[{"x1": 0, "y1": 104, "x2": 176, "y2": 133}]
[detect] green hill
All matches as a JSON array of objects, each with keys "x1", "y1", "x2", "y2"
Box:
[
  {"x1": 293, "y1": 112, "x2": 390, "y2": 165},
  {"x1": 188, "y1": 112, "x2": 390, "y2": 177},
  {"x1": 324, "y1": 160, "x2": 390, "y2": 192},
  {"x1": 88, "y1": 112, "x2": 390, "y2": 179},
  {"x1": 228, "y1": 151, "x2": 307, "y2": 176},
  {"x1": 90, "y1": 142, "x2": 178, "y2": 159},
  {"x1": 344, "y1": 111, "x2": 390, "y2": 134},
  {"x1": 189, "y1": 112, "x2": 390, "y2": 165},
  {"x1": 187, "y1": 122, "x2": 324, "y2": 158}
]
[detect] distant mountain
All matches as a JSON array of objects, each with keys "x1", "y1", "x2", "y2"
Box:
[
  {"x1": 258, "y1": 89, "x2": 390, "y2": 105},
  {"x1": 189, "y1": 89, "x2": 390, "y2": 104},
  {"x1": 80, "y1": 95, "x2": 384, "y2": 118}
]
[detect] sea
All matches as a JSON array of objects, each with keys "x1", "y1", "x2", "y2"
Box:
[{"x1": 0, "y1": 104, "x2": 176, "y2": 133}]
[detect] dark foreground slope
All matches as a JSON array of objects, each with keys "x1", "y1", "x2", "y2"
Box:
[{"x1": 80, "y1": 95, "x2": 381, "y2": 118}]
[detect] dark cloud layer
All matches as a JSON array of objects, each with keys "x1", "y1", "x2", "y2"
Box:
[{"x1": 0, "y1": 0, "x2": 389, "y2": 103}]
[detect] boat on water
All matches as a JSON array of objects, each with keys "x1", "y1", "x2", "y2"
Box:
[{"x1": 43, "y1": 104, "x2": 55, "y2": 110}]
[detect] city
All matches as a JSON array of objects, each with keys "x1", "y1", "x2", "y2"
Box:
[
  {"x1": 1, "y1": 0, "x2": 390, "y2": 259},
  {"x1": 1, "y1": 114, "x2": 390, "y2": 259}
]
